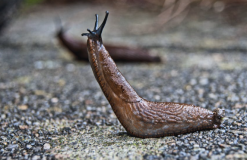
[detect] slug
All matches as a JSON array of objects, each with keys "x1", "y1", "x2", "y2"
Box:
[
  {"x1": 81, "y1": 11, "x2": 225, "y2": 138},
  {"x1": 56, "y1": 23, "x2": 161, "y2": 62}
]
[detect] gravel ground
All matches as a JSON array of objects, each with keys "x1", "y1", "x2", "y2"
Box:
[{"x1": 0, "y1": 3, "x2": 247, "y2": 160}]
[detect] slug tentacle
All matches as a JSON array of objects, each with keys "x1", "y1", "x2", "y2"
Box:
[
  {"x1": 82, "y1": 11, "x2": 225, "y2": 138},
  {"x1": 82, "y1": 11, "x2": 109, "y2": 44},
  {"x1": 96, "y1": 11, "x2": 109, "y2": 37},
  {"x1": 94, "y1": 14, "x2": 98, "y2": 31}
]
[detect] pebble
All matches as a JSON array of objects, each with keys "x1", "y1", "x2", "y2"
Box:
[
  {"x1": 7, "y1": 144, "x2": 18, "y2": 150},
  {"x1": 43, "y1": 143, "x2": 51, "y2": 150},
  {"x1": 32, "y1": 155, "x2": 40, "y2": 160},
  {"x1": 18, "y1": 105, "x2": 28, "y2": 110},
  {"x1": 26, "y1": 145, "x2": 32, "y2": 149}
]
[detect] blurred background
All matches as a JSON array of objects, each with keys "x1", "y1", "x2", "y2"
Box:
[{"x1": 1, "y1": 0, "x2": 247, "y2": 48}]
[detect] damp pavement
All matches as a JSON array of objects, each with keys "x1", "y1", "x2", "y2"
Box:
[{"x1": 0, "y1": 3, "x2": 247, "y2": 160}]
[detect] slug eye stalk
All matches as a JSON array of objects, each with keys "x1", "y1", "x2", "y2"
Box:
[
  {"x1": 82, "y1": 11, "x2": 109, "y2": 43},
  {"x1": 94, "y1": 14, "x2": 98, "y2": 31}
]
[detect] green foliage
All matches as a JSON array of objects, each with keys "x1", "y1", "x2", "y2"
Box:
[{"x1": 24, "y1": 0, "x2": 44, "y2": 6}]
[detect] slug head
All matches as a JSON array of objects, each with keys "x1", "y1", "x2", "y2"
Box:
[
  {"x1": 81, "y1": 11, "x2": 109, "y2": 44},
  {"x1": 212, "y1": 108, "x2": 225, "y2": 128},
  {"x1": 54, "y1": 17, "x2": 68, "y2": 37}
]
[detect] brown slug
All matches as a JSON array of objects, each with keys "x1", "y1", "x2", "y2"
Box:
[
  {"x1": 56, "y1": 23, "x2": 161, "y2": 62},
  {"x1": 81, "y1": 11, "x2": 225, "y2": 138}
]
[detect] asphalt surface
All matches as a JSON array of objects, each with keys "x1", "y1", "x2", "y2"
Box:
[{"x1": 0, "y1": 3, "x2": 247, "y2": 160}]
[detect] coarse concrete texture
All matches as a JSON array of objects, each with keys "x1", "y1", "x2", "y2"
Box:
[{"x1": 0, "y1": 2, "x2": 247, "y2": 160}]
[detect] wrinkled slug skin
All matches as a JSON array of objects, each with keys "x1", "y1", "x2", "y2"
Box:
[{"x1": 82, "y1": 11, "x2": 225, "y2": 138}]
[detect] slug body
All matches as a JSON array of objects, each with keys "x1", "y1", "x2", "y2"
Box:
[
  {"x1": 82, "y1": 12, "x2": 225, "y2": 138},
  {"x1": 57, "y1": 25, "x2": 161, "y2": 62}
]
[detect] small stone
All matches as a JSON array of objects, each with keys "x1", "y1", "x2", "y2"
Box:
[
  {"x1": 19, "y1": 125, "x2": 28, "y2": 130},
  {"x1": 154, "y1": 95, "x2": 161, "y2": 101},
  {"x1": 18, "y1": 105, "x2": 28, "y2": 110},
  {"x1": 22, "y1": 149, "x2": 28, "y2": 156},
  {"x1": 233, "y1": 104, "x2": 247, "y2": 109},
  {"x1": 194, "y1": 144, "x2": 200, "y2": 149},
  {"x1": 208, "y1": 93, "x2": 217, "y2": 100},
  {"x1": 33, "y1": 122, "x2": 40, "y2": 126},
  {"x1": 185, "y1": 85, "x2": 192, "y2": 91},
  {"x1": 34, "y1": 90, "x2": 46, "y2": 96},
  {"x1": 26, "y1": 145, "x2": 32, "y2": 149},
  {"x1": 32, "y1": 155, "x2": 40, "y2": 160},
  {"x1": 1, "y1": 114, "x2": 6, "y2": 119},
  {"x1": 190, "y1": 79, "x2": 197, "y2": 85},
  {"x1": 85, "y1": 100, "x2": 93, "y2": 105},
  {"x1": 219, "y1": 144, "x2": 230, "y2": 148},
  {"x1": 7, "y1": 144, "x2": 18, "y2": 150},
  {"x1": 227, "y1": 94, "x2": 240, "y2": 102},
  {"x1": 199, "y1": 78, "x2": 208, "y2": 85},
  {"x1": 43, "y1": 143, "x2": 51, "y2": 150},
  {"x1": 58, "y1": 79, "x2": 66, "y2": 86},
  {"x1": 51, "y1": 97, "x2": 58, "y2": 103},
  {"x1": 33, "y1": 146, "x2": 42, "y2": 152}
]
